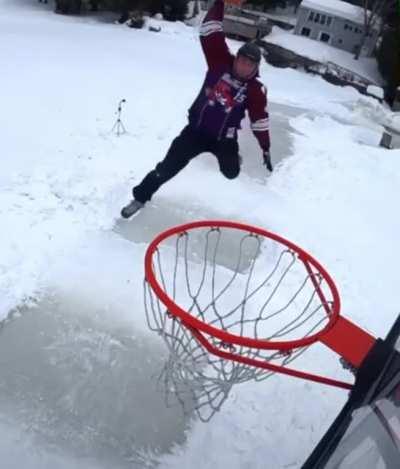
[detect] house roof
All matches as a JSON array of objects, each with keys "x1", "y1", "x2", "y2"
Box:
[{"x1": 301, "y1": 0, "x2": 367, "y2": 24}]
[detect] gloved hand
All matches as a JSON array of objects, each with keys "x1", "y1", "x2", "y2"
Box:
[{"x1": 263, "y1": 150, "x2": 273, "y2": 172}]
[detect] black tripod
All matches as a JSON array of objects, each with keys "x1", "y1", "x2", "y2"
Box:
[{"x1": 111, "y1": 99, "x2": 127, "y2": 136}]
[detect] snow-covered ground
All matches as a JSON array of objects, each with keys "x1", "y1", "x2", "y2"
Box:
[
  {"x1": 1, "y1": 0, "x2": 400, "y2": 468},
  {"x1": 266, "y1": 25, "x2": 382, "y2": 84}
]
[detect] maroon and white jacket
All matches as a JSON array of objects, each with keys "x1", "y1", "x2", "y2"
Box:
[{"x1": 188, "y1": 0, "x2": 270, "y2": 151}]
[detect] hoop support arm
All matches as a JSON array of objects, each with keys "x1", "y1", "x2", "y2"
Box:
[{"x1": 319, "y1": 316, "x2": 376, "y2": 368}]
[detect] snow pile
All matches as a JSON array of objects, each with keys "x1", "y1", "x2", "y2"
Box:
[
  {"x1": 348, "y1": 97, "x2": 400, "y2": 133},
  {"x1": 388, "y1": 113, "x2": 400, "y2": 133},
  {"x1": 367, "y1": 84, "x2": 384, "y2": 100}
]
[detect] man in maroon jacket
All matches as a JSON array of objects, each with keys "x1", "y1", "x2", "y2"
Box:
[{"x1": 122, "y1": 0, "x2": 272, "y2": 218}]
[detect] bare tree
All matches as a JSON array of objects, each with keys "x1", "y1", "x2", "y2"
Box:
[
  {"x1": 188, "y1": 0, "x2": 201, "y2": 19},
  {"x1": 355, "y1": 0, "x2": 396, "y2": 59}
]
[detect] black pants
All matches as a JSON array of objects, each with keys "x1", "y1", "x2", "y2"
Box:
[{"x1": 133, "y1": 125, "x2": 240, "y2": 204}]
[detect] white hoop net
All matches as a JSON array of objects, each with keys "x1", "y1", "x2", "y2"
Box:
[{"x1": 144, "y1": 225, "x2": 336, "y2": 421}]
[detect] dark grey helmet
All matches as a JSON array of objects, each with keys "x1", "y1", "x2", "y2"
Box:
[{"x1": 237, "y1": 42, "x2": 262, "y2": 64}]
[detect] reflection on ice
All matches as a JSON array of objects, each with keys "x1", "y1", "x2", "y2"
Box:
[{"x1": 0, "y1": 296, "x2": 191, "y2": 468}]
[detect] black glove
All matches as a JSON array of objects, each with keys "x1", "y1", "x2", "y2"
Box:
[{"x1": 263, "y1": 150, "x2": 273, "y2": 172}]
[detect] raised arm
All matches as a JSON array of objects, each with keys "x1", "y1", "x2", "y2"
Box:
[{"x1": 199, "y1": 0, "x2": 233, "y2": 69}]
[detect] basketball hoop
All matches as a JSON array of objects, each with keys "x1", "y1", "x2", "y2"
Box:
[{"x1": 144, "y1": 221, "x2": 376, "y2": 421}]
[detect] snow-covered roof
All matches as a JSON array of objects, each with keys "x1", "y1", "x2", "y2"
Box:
[
  {"x1": 266, "y1": 26, "x2": 383, "y2": 85},
  {"x1": 301, "y1": 0, "x2": 366, "y2": 24}
]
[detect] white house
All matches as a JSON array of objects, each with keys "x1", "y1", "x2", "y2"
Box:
[{"x1": 294, "y1": 0, "x2": 380, "y2": 57}]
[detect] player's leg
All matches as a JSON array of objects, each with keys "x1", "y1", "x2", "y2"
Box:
[
  {"x1": 121, "y1": 126, "x2": 208, "y2": 218},
  {"x1": 213, "y1": 139, "x2": 241, "y2": 180}
]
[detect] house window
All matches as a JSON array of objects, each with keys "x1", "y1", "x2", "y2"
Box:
[
  {"x1": 307, "y1": 10, "x2": 332, "y2": 27},
  {"x1": 301, "y1": 27, "x2": 311, "y2": 37},
  {"x1": 319, "y1": 32, "x2": 331, "y2": 43},
  {"x1": 338, "y1": 38, "x2": 343, "y2": 44}
]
